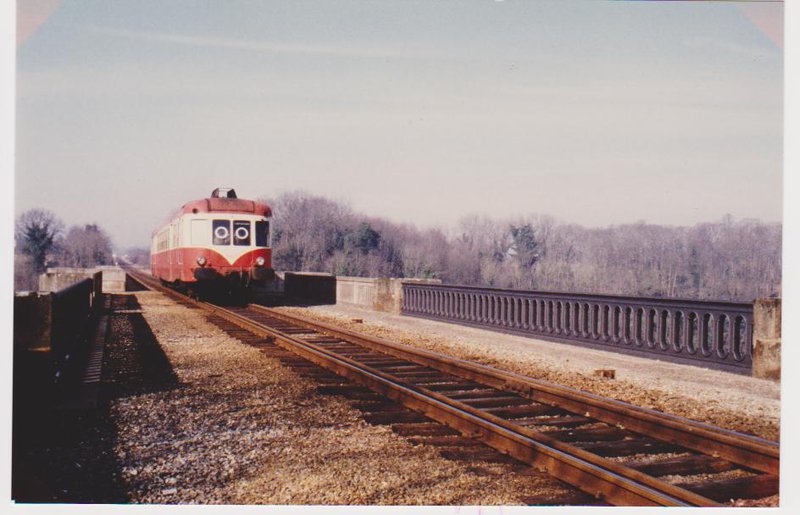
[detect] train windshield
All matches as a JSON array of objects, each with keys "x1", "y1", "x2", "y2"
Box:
[
  {"x1": 212, "y1": 219, "x2": 266, "y2": 246},
  {"x1": 233, "y1": 220, "x2": 251, "y2": 246},
  {"x1": 212, "y1": 220, "x2": 231, "y2": 245},
  {"x1": 256, "y1": 220, "x2": 270, "y2": 247}
]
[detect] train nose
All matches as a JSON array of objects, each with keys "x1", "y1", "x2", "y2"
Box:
[{"x1": 194, "y1": 267, "x2": 219, "y2": 281}]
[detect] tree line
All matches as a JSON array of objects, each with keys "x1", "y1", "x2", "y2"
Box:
[
  {"x1": 14, "y1": 194, "x2": 781, "y2": 302},
  {"x1": 265, "y1": 191, "x2": 781, "y2": 302},
  {"x1": 14, "y1": 209, "x2": 115, "y2": 291}
]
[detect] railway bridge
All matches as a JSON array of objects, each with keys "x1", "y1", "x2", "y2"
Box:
[{"x1": 11, "y1": 266, "x2": 781, "y2": 506}]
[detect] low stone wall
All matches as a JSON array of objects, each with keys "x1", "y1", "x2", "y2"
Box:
[
  {"x1": 14, "y1": 292, "x2": 53, "y2": 352},
  {"x1": 16, "y1": 275, "x2": 103, "y2": 353},
  {"x1": 39, "y1": 266, "x2": 126, "y2": 293},
  {"x1": 284, "y1": 272, "x2": 336, "y2": 305},
  {"x1": 276, "y1": 273, "x2": 441, "y2": 313},
  {"x1": 336, "y1": 277, "x2": 441, "y2": 314},
  {"x1": 752, "y1": 299, "x2": 781, "y2": 381}
]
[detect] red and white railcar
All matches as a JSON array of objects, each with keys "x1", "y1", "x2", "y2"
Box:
[{"x1": 151, "y1": 188, "x2": 275, "y2": 295}]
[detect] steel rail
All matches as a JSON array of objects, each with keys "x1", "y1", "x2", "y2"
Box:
[
  {"x1": 215, "y1": 305, "x2": 716, "y2": 506},
  {"x1": 252, "y1": 305, "x2": 779, "y2": 475},
  {"x1": 122, "y1": 269, "x2": 773, "y2": 505}
]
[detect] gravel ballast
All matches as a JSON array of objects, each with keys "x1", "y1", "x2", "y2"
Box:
[{"x1": 114, "y1": 291, "x2": 576, "y2": 504}]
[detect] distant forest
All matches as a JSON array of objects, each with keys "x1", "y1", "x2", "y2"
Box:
[
  {"x1": 15, "y1": 192, "x2": 781, "y2": 302},
  {"x1": 263, "y1": 191, "x2": 781, "y2": 302}
]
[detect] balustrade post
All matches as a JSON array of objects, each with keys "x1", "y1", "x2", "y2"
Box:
[{"x1": 752, "y1": 299, "x2": 780, "y2": 380}]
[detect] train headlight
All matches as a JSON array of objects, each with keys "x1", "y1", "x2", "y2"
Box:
[
  {"x1": 255, "y1": 256, "x2": 266, "y2": 267},
  {"x1": 197, "y1": 256, "x2": 207, "y2": 266}
]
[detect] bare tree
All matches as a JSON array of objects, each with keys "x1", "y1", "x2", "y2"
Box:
[
  {"x1": 399, "y1": 227, "x2": 449, "y2": 279},
  {"x1": 57, "y1": 224, "x2": 114, "y2": 268},
  {"x1": 15, "y1": 209, "x2": 64, "y2": 273},
  {"x1": 266, "y1": 191, "x2": 353, "y2": 272}
]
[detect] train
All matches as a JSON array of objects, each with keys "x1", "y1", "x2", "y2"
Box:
[{"x1": 150, "y1": 188, "x2": 275, "y2": 299}]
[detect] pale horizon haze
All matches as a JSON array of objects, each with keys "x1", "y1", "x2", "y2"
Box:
[{"x1": 14, "y1": 0, "x2": 784, "y2": 249}]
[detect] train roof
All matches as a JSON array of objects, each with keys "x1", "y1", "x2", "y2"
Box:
[
  {"x1": 153, "y1": 189, "x2": 272, "y2": 236},
  {"x1": 177, "y1": 188, "x2": 271, "y2": 217},
  {"x1": 179, "y1": 197, "x2": 272, "y2": 217}
]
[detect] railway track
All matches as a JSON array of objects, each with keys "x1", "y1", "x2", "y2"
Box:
[{"x1": 125, "y1": 268, "x2": 779, "y2": 506}]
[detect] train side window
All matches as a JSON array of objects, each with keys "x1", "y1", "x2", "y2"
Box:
[
  {"x1": 191, "y1": 220, "x2": 208, "y2": 245},
  {"x1": 158, "y1": 230, "x2": 169, "y2": 251},
  {"x1": 212, "y1": 220, "x2": 231, "y2": 245},
  {"x1": 256, "y1": 220, "x2": 270, "y2": 247},
  {"x1": 233, "y1": 220, "x2": 251, "y2": 246}
]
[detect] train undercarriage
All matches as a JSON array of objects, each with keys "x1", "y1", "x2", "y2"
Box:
[{"x1": 163, "y1": 272, "x2": 263, "y2": 304}]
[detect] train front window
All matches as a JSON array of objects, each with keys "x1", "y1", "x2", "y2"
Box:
[
  {"x1": 212, "y1": 220, "x2": 231, "y2": 245},
  {"x1": 256, "y1": 220, "x2": 270, "y2": 247},
  {"x1": 233, "y1": 220, "x2": 251, "y2": 246}
]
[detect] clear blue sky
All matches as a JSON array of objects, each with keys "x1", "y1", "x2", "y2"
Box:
[{"x1": 15, "y1": 0, "x2": 783, "y2": 248}]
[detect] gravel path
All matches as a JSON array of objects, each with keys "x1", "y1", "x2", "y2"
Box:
[
  {"x1": 114, "y1": 291, "x2": 575, "y2": 504},
  {"x1": 277, "y1": 304, "x2": 780, "y2": 442}
]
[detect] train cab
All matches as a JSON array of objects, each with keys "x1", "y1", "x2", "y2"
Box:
[{"x1": 151, "y1": 188, "x2": 275, "y2": 296}]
